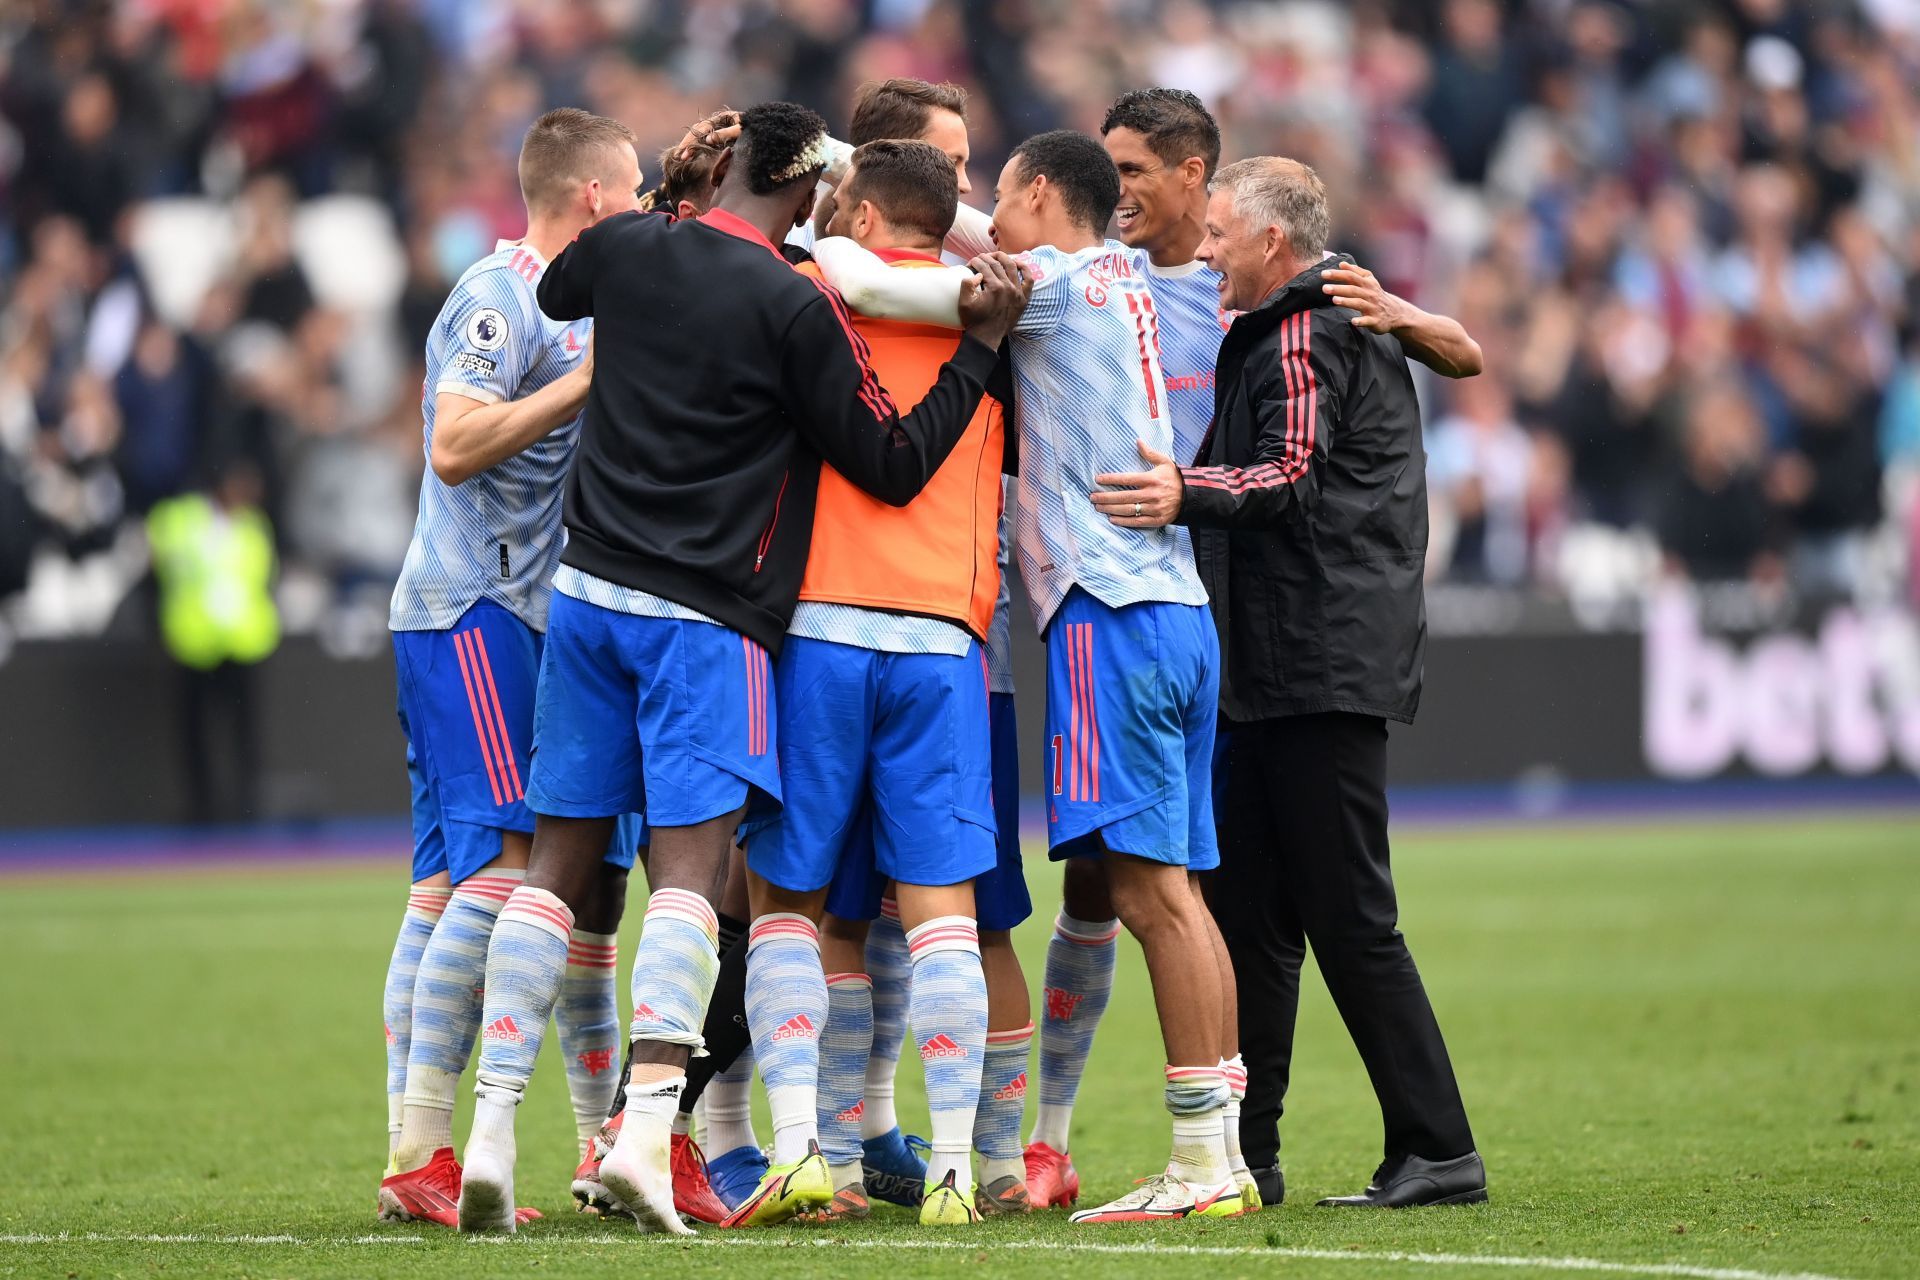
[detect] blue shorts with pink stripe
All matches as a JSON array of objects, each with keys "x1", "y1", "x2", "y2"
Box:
[
  {"x1": 394, "y1": 600, "x2": 540, "y2": 885},
  {"x1": 394, "y1": 600, "x2": 641, "y2": 885},
  {"x1": 1042, "y1": 587, "x2": 1220, "y2": 871},
  {"x1": 525, "y1": 591, "x2": 781, "y2": 830}
]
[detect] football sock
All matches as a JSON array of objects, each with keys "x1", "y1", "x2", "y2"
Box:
[
  {"x1": 862, "y1": 898, "x2": 910, "y2": 1139},
  {"x1": 974, "y1": 1022, "x2": 1033, "y2": 1186},
  {"x1": 671, "y1": 1110, "x2": 691, "y2": 1138},
  {"x1": 557, "y1": 929, "x2": 621, "y2": 1149},
  {"x1": 628, "y1": 888, "x2": 721, "y2": 1056},
  {"x1": 703, "y1": 1044, "x2": 758, "y2": 1155},
  {"x1": 1164, "y1": 1064, "x2": 1232, "y2": 1186},
  {"x1": 818, "y1": 972, "x2": 874, "y2": 1175},
  {"x1": 382, "y1": 884, "x2": 449, "y2": 1154},
  {"x1": 907, "y1": 916, "x2": 987, "y2": 1200},
  {"x1": 745, "y1": 913, "x2": 825, "y2": 1164},
  {"x1": 621, "y1": 1071, "x2": 687, "y2": 1184},
  {"x1": 1029, "y1": 911, "x2": 1119, "y2": 1153},
  {"x1": 395, "y1": 869, "x2": 521, "y2": 1171},
  {"x1": 472, "y1": 885, "x2": 573, "y2": 1106},
  {"x1": 1221, "y1": 1054, "x2": 1251, "y2": 1185},
  {"x1": 679, "y1": 911, "x2": 751, "y2": 1117}
]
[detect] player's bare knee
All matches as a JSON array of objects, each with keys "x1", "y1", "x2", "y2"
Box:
[
  {"x1": 526, "y1": 814, "x2": 618, "y2": 908},
  {"x1": 893, "y1": 879, "x2": 976, "y2": 931},
  {"x1": 1062, "y1": 854, "x2": 1115, "y2": 922},
  {"x1": 647, "y1": 809, "x2": 744, "y2": 904},
  {"x1": 487, "y1": 829, "x2": 532, "y2": 871},
  {"x1": 820, "y1": 912, "x2": 871, "y2": 947},
  {"x1": 574, "y1": 864, "x2": 629, "y2": 934},
  {"x1": 1107, "y1": 858, "x2": 1202, "y2": 938},
  {"x1": 747, "y1": 871, "x2": 826, "y2": 924}
]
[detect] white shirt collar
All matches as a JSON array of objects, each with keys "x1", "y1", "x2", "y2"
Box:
[{"x1": 1146, "y1": 257, "x2": 1210, "y2": 279}]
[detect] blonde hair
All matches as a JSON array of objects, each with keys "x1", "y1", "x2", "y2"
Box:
[
  {"x1": 519, "y1": 108, "x2": 637, "y2": 215},
  {"x1": 1211, "y1": 157, "x2": 1329, "y2": 257}
]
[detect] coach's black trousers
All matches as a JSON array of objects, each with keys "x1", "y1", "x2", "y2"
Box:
[{"x1": 1205, "y1": 711, "x2": 1474, "y2": 1169}]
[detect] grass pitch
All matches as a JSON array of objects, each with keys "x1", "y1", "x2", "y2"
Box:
[{"x1": 1, "y1": 814, "x2": 1916, "y2": 1279}]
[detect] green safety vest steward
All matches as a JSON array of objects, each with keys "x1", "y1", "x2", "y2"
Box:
[{"x1": 146, "y1": 494, "x2": 280, "y2": 670}]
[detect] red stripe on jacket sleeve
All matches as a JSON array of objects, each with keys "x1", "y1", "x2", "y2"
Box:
[
  {"x1": 1180, "y1": 311, "x2": 1318, "y2": 495},
  {"x1": 801, "y1": 276, "x2": 898, "y2": 424}
]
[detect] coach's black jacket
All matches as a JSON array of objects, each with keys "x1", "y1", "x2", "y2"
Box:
[
  {"x1": 1177, "y1": 254, "x2": 1429, "y2": 724},
  {"x1": 538, "y1": 208, "x2": 995, "y2": 655}
]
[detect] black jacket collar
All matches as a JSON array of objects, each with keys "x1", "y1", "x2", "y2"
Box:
[{"x1": 1233, "y1": 252, "x2": 1354, "y2": 336}]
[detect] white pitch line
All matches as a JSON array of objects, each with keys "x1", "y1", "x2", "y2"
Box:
[
  {"x1": 0, "y1": 1231, "x2": 1857, "y2": 1280},
  {"x1": 0, "y1": 1233, "x2": 418, "y2": 1245}
]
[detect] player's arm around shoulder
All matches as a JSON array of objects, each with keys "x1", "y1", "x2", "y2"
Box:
[
  {"x1": 1320, "y1": 261, "x2": 1483, "y2": 379},
  {"x1": 812, "y1": 235, "x2": 968, "y2": 326},
  {"x1": 1167, "y1": 306, "x2": 1355, "y2": 529},
  {"x1": 429, "y1": 268, "x2": 592, "y2": 487}
]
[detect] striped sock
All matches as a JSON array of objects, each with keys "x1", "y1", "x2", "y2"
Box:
[
  {"x1": 908, "y1": 916, "x2": 986, "y2": 1200},
  {"x1": 974, "y1": 1022, "x2": 1033, "y2": 1186},
  {"x1": 396, "y1": 869, "x2": 523, "y2": 1170},
  {"x1": 472, "y1": 885, "x2": 573, "y2": 1103},
  {"x1": 817, "y1": 972, "x2": 873, "y2": 1183},
  {"x1": 629, "y1": 888, "x2": 720, "y2": 1052},
  {"x1": 382, "y1": 884, "x2": 448, "y2": 1154},
  {"x1": 1165, "y1": 1064, "x2": 1231, "y2": 1186},
  {"x1": 702, "y1": 1043, "x2": 758, "y2": 1155},
  {"x1": 557, "y1": 929, "x2": 621, "y2": 1150},
  {"x1": 1029, "y1": 912, "x2": 1119, "y2": 1153},
  {"x1": 861, "y1": 898, "x2": 910, "y2": 1139},
  {"x1": 1221, "y1": 1053, "x2": 1251, "y2": 1184},
  {"x1": 745, "y1": 913, "x2": 825, "y2": 1164}
]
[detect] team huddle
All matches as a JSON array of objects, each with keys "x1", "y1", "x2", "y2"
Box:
[{"x1": 376, "y1": 80, "x2": 1478, "y2": 1234}]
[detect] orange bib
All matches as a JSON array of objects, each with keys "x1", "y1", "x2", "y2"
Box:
[{"x1": 796, "y1": 253, "x2": 1003, "y2": 640}]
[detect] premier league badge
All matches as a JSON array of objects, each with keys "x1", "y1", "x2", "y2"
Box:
[{"x1": 466, "y1": 307, "x2": 509, "y2": 352}]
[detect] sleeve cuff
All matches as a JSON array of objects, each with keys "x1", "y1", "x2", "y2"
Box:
[{"x1": 433, "y1": 381, "x2": 504, "y2": 405}]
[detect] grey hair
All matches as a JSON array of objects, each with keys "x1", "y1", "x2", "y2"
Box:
[{"x1": 1209, "y1": 157, "x2": 1329, "y2": 257}]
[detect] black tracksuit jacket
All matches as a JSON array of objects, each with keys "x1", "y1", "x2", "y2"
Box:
[
  {"x1": 536, "y1": 207, "x2": 996, "y2": 655},
  {"x1": 1177, "y1": 254, "x2": 1430, "y2": 724}
]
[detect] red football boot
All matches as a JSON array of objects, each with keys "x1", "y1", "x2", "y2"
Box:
[
  {"x1": 573, "y1": 1114, "x2": 631, "y2": 1218},
  {"x1": 379, "y1": 1147, "x2": 542, "y2": 1226},
  {"x1": 1022, "y1": 1141, "x2": 1081, "y2": 1209},
  {"x1": 671, "y1": 1132, "x2": 731, "y2": 1225}
]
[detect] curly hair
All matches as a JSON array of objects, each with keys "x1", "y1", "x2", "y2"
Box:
[
  {"x1": 736, "y1": 101, "x2": 831, "y2": 196},
  {"x1": 640, "y1": 107, "x2": 737, "y2": 215}
]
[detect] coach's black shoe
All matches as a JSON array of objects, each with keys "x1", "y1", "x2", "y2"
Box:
[
  {"x1": 1316, "y1": 1152, "x2": 1487, "y2": 1208},
  {"x1": 1249, "y1": 1164, "x2": 1285, "y2": 1207}
]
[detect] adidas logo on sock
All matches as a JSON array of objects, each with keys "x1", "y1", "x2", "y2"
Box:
[
  {"x1": 634, "y1": 1003, "x2": 660, "y2": 1021},
  {"x1": 1043, "y1": 987, "x2": 1085, "y2": 1022},
  {"x1": 384, "y1": 1022, "x2": 394, "y2": 1045},
  {"x1": 836, "y1": 1100, "x2": 865, "y2": 1123},
  {"x1": 920, "y1": 1034, "x2": 968, "y2": 1061},
  {"x1": 578, "y1": 1047, "x2": 615, "y2": 1077},
  {"x1": 772, "y1": 1014, "x2": 817, "y2": 1041},
  {"x1": 483, "y1": 1016, "x2": 525, "y2": 1044},
  {"x1": 993, "y1": 1071, "x2": 1028, "y2": 1101}
]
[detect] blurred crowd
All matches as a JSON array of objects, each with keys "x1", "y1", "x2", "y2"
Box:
[{"x1": 2, "y1": 0, "x2": 1919, "y2": 647}]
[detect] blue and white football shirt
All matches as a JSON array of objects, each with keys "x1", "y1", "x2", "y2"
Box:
[
  {"x1": 1145, "y1": 258, "x2": 1232, "y2": 465},
  {"x1": 1007, "y1": 241, "x2": 1208, "y2": 633},
  {"x1": 389, "y1": 242, "x2": 591, "y2": 633}
]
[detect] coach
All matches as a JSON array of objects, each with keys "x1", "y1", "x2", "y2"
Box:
[{"x1": 1092, "y1": 157, "x2": 1486, "y2": 1208}]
